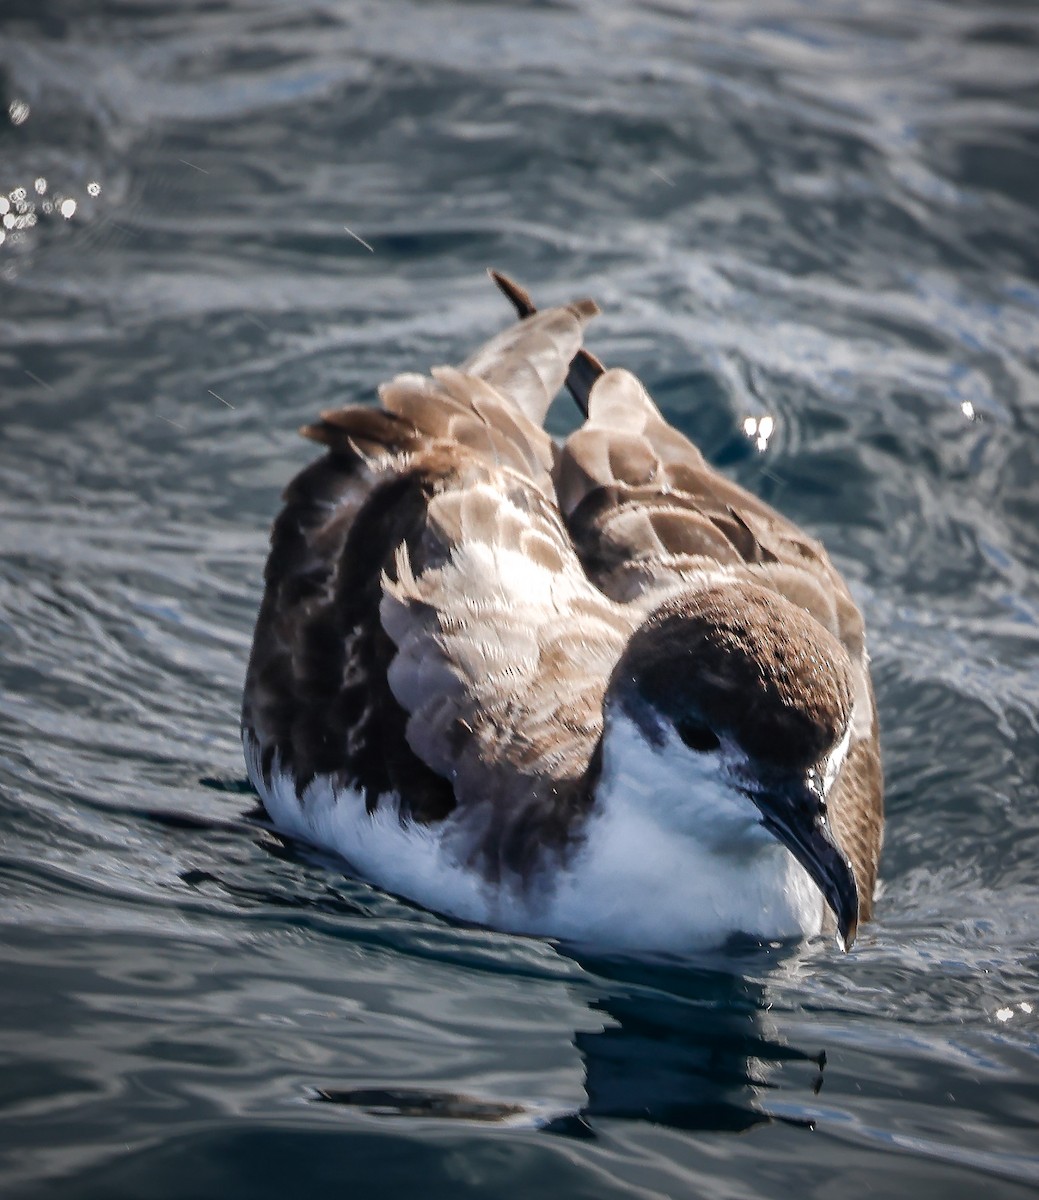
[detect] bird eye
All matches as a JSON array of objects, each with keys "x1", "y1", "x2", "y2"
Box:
[{"x1": 675, "y1": 720, "x2": 721, "y2": 753}]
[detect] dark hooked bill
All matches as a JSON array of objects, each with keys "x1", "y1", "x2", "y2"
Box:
[{"x1": 753, "y1": 780, "x2": 859, "y2": 951}]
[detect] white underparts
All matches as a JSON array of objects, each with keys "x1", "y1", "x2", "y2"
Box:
[{"x1": 243, "y1": 719, "x2": 826, "y2": 954}]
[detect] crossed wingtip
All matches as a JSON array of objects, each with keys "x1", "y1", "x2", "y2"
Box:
[{"x1": 488, "y1": 268, "x2": 599, "y2": 322}]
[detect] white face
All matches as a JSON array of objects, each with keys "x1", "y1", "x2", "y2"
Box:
[
  {"x1": 597, "y1": 705, "x2": 778, "y2": 856},
  {"x1": 565, "y1": 703, "x2": 831, "y2": 948}
]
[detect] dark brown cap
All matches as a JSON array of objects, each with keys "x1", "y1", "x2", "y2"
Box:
[{"x1": 612, "y1": 583, "x2": 854, "y2": 771}]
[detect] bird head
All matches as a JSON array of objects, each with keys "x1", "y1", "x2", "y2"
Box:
[{"x1": 606, "y1": 582, "x2": 860, "y2": 949}]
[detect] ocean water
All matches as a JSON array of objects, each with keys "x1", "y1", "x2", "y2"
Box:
[{"x1": 2, "y1": 1, "x2": 1038, "y2": 1196}]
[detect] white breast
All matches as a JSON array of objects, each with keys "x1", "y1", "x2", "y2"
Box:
[
  {"x1": 244, "y1": 733, "x2": 494, "y2": 926},
  {"x1": 532, "y1": 712, "x2": 826, "y2": 953},
  {"x1": 245, "y1": 724, "x2": 825, "y2": 954}
]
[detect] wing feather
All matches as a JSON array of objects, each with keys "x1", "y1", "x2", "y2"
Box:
[{"x1": 557, "y1": 367, "x2": 866, "y2": 655}]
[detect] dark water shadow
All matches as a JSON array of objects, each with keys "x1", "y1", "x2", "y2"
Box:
[{"x1": 312, "y1": 1087, "x2": 528, "y2": 1125}]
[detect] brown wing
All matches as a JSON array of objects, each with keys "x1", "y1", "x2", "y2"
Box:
[
  {"x1": 558, "y1": 371, "x2": 840, "y2": 606},
  {"x1": 241, "y1": 406, "x2": 458, "y2": 824},
  {"x1": 380, "y1": 456, "x2": 633, "y2": 877},
  {"x1": 242, "y1": 299, "x2": 633, "y2": 875}
]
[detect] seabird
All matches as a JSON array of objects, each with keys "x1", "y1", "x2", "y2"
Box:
[{"x1": 242, "y1": 273, "x2": 883, "y2": 953}]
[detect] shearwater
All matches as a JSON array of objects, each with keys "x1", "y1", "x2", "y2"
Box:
[{"x1": 242, "y1": 273, "x2": 883, "y2": 954}]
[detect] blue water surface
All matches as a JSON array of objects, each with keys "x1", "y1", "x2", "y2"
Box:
[{"x1": 1, "y1": 1, "x2": 1038, "y2": 1196}]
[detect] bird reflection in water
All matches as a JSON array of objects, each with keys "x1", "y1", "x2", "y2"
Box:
[
  {"x1": 544, "y1": 949, "x2": 824, "y2": 1136},
  {"x1": 312, "y1": 946, "x2": 826, "y2": 1137}
]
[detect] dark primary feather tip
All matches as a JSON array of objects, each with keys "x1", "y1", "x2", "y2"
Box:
[
  {"x1": 487, "y1": 269, "x2": 606, "y2": 418},
  {"x1": 563, "y1": 347, "x2": 607, "y2": 418},
  {"x1": 489, "y1": 268, "x2": 600, "y2": 323},
  {"x1": 489, "y1": 269, "x2": 536, "y2": 318}
]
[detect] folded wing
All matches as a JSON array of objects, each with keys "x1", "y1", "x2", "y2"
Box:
[{"x1": 242, "y1": 298, "x2": 633, "y2": 877}]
